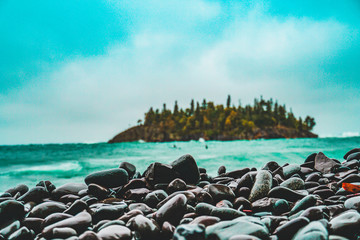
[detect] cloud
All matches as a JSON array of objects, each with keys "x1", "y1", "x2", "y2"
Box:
[{"x1": 0, "y1": 0, "x2": 359, "y2": 144}]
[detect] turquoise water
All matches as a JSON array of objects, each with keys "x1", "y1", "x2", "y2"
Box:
[{"x1": 0, "y1": 137, "x2": 359, "y2": 192}]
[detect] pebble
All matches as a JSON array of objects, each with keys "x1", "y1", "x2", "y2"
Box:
[{"x1": 0, "y1": 150, "x2": 360, "y2": 240}]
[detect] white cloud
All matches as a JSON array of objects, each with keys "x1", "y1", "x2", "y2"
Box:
[{"x1": 0, "y1": 1, "x2": 358, "y2": 144}]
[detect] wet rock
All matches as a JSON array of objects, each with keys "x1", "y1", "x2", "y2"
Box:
[
  {"x1": 52, "y1": 183, "x2": 87, "y2": 200},
  {"x1": 92, "y1": 204, "x2": 127, "y2": 224},
  {"x1": 5, "y1": 184, "x2": 29, "y2": 197},
  {"x1": 156, "y1": 194, "x2": 187, "y2": 225},
  {"x1": 119, "y1": 162, "x2": 136, "y2": 178},
  {"x1": 8, "y1": 226, "x2": 32, "y2": 240},
  {"x1": 17, "y1": 186, "x2": 49, "y2": 203},
  {"x1": 274, "y1": 217, "x2": 310, "y2": 240},
  {"x1": 210, "y1": 207, "x2": 245, "y2": 220},
  {"x1": 208, "y1": 184, "x2": 235, "y2": 203},
  {"x1": 290, "y1": 195, "x2": 317, "y2": 215},
  {"x1": 144, "y1": 162, "x2": 177, "y2": 184},
  {"x1": 88, "y1": 183, "x2": 109, "y2": 199},
  {"x1": 205, "y1": 216, "x2": 269, "y2": 240},
  {"x1": 268, "y1": 186, "x2": 306, "y2": 202},
  {"x1": 344, "y1": 148, "x2": 360, "y2": 159},
  {"x1": 218, "y1": 166, "x2": 226, "y2": 175},
  {"x1": 273, "y1": 199, "x2": 289, "y2": 215},
  {"x1": 22, "y1": 218, "x2": 42, "y2": 234},
  {"x1": 314, "y1": 152, "x2": 339, "y2": 174},
  {"x1": 248, "y1": 170, "x2": 272, "y2": 202},
  {"x1": 28, "y1": 201, "x2": 66, "y2": 218},
  {"x1": 79, "y1": 230, "x2": 101, "y2": 240},
  {"x1": 52, "y1": 227, "x2": 77, "y2": 238},
  {"x1": 167, "y1": 178, "x2": 187, "y2": 193},
  {"x1": 143, "y1": 190, "x2": 168, "y2": 208},
  {"x1": 64, "y1": 200, "x2": 87, "y2": 215},
  {"x1": 85, "y1": 168, "x2": 129, "y2": 188},
  {"x1": 344, "y1": 196, "x2": 360, "y2": 211},
  {"x1": 280, "y1": 178, "x2": 304, "y2": 190},
  {"x1": 190, "y1": 216, "x2": 220, "y2": 227},
  {"x1": 329, "y1": 210, "x2": 360, "y2": 239},
  {"x1": 97, "y1": 225, "x2": 132, "y2": 240},
  {"x1": 171, "y1": 154, "x2": 200, "y2": 184},
  {"x1": 127, "y1": 214, "x2": 160, "y2": 239},
  {"x1": 0, "y1": 200, "x2": 25, "y2": 226},
  {"x1": 283, "y1": 164, "x2": 301, "y2": 178},
  {"x1": 292, "y1": 221, "x2": 328, "y2": 240},
  {"x1": 42, "y1": 212, "x2": 92, "y2": 238},
  {"x1": 173, "y1": 224, "x2": 205, "y2": 240},
  {"x1": 0, "y1": 221, "x2": 20, "y2": 238}
]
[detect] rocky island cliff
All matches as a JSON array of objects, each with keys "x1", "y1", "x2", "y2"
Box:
[{"x1": 109, "y1": 96, "x2": 317, "y2": 143}]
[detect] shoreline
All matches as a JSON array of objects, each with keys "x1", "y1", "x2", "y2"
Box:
[{"x1": 0, "y1": 148, "x2": 360, "y2": 239}]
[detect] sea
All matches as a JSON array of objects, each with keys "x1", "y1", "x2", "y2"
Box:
[{"x1": 0, "y1": 137, "x2": 359, "y2": 193}]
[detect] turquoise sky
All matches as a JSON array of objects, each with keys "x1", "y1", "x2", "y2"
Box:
[{"x1": 1, "y1": 0, "x2": 360, "y2": 144}]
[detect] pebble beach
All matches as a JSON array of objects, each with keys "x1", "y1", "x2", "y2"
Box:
[{"x1": 1, "y1": 148, "x2": 360, "y2": 240}]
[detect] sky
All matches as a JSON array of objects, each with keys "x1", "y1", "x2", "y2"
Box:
[{"x1": 0, "y1": 0, "x2": 360, "y2": 144}]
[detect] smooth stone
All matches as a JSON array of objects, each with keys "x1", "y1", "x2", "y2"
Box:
[
  {"x1": 252, "y1": 197, "x2": 278, "y2": 213},
  {"x1": 28, "y1": 202, "x2": 66, "y2": 218},
  {"x1": 218, "y1": 166, "x2": 226, "y2": 175},
  {"x1": 344, "y1": 148, "x2": 360, "y2": 159},
  {"x1": 248, "y1": 170, "x2": 272, "y2": 202},
  {"x1": 155, "y1": 194, "x2": 187, "y2": 225},
  {"x1": 0, "y1": 221, "x2": 20, "y2": 238},
  {"x1": 0, "y1": 200, "x2": 25, "y2": 226},
  {"x1": 8, "y1": 226, "x2": 32, "y2": 240},
  {"x1": 52, "y1": 227, "x2": 77, "y2": 238},
  {"x1": 128, "y1": 203, "x2": 154, "y2": 215},
  {"x1": 305, "y1": 153, "x2": 317, "y2": 163},
  {"x1": 273, "y1": 199, "x2": 289, "y2": 215},
  {"x1": 314, "y1": 152, "x2": 339, "y2": 174},
  {"x1": 347, "y1": 152, "x2": 360, "y2": 161},
  {"x1": 229, "y1": 235, "x2": 261, "y2": 240},
  {"x1": 22, "y1": 218, "x2": 42, "y2": 234},
  {"x1": 126, "y1": 215, "x2": 160, "y2": 239},
  {"x1": 268, "y1": 186, "x2": 306, "y2": 202},
  {"x1": 292, "y1": 221, "x2": 328, "y2": 240},
  {"x1": 283, "y1": 164, "x2": 301, "y2": 178},
  {"x1": 92, "y1": 204, "x2": 127, "y2": 224},
  {"x1": 233, "y1": 197, "x2": 251, "y2": 210},
  {"x1": 171, "y1": 154, "x2": 200, "y2": 184},
  {"x1": 299, "y1": 207, "x2": 324, "y2": 221},
  {"x1": 208, "y1": 184, "x2": 235, "y2": 203},
  {"x1": 52, "y1": 183, "x2": 87, "y2": 199},
  {"x1": 344, "y1": 196, "x2": 360, "y2": 211},
  {"x1": 280, "y1": 178, "x2": 304, "y2": 190},
  {"x1": 144, "y1": 162, "x2": 177, "y2": 184},
  {"x1": 190, "y1": 216, "x2": 220, "y2": 227},
  {"x1": 97, "y1": 225, "x2": 132, "y2": 240},
  {"x1": 173, "y1": 224, "x2": 205, "y2": 240},
  {"x1": 262, "y1": 161, "x2": 280, "y2": 172},
  {"x1": 210, "y1": 208, "x2": 246, "y2": 220},
  {"x1": 79, "y1": 231, "x2": 101, "y2": 240},
  {"x1": 329, "y1": 210, "x2": 360, "y2": 238},
  {"x1": 119, "y1": 162, "x2": 136, "y2": 178},
  {"x1": 42, "y1": 212, "x2": 92, "y2": 238},
  {"x1": 88, "y1": 183, "x2": 109, "y2": 199},
  {"x1": 162, "y1": 221, "x2": 176, "y2": 239},
  {"x1": 117, "y1": 210, "x2": 143, "y2": 223},
  {"x1": 85, "y1": 168, "x2": 129, "y2": 188},
  {"x1": 124, "y1": 188, "x2": 150, "y2": 201},
  {"x1": 205, "y1": 216, "x2": 269, "y2": 240},
  {"x1": 5, "y1": 184, "x2": 28, "y2": 197},
  {"x1": 274, "y1": 217, "x2": 310, "y2": 240},
  {"x1": 17, "y1": 186, "x2": 49, "y2": 203},
  {"x1": 41, "y1": 212, "x2": 73, "y2": 229},
  {"x1": 290, "y1": 195, "x2": 317, "y2": 215},
  {"x1": 143, "y1": 190, "x2": 168, "y2": 208},
  {"x1": 64, "y1": 200, "x2": 87, "y2": 215},
  {"x1": 168, "y1": 178, "x2": 187, "y2": 193},
  {"x1": 98, "y1": 220, "x2": 125, "y2": 232},
  {"x1": 195, "y1": 202, "x2": 215, "y2": 216}
]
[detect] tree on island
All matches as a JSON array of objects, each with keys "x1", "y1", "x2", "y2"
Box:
[{"x1": 142, "y1": 95, "x2": 316, "y2": 140}]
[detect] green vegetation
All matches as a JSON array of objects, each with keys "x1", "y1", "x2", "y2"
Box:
[{"x1": 142, "y1": 96, "x2": 316, "y2": 140}]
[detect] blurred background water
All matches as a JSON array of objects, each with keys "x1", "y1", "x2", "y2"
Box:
[{"x1": 0, "y1": 137, "x2": 359, "y2": 192}]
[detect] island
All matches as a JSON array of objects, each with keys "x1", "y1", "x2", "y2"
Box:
[{"x1": 108, "y1": 96, "x2": 317, "y2": 143}]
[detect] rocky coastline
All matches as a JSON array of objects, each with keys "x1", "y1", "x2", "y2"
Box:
[{"x1": 1, "y1": 148, "x2": 360, "y2": 239}]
